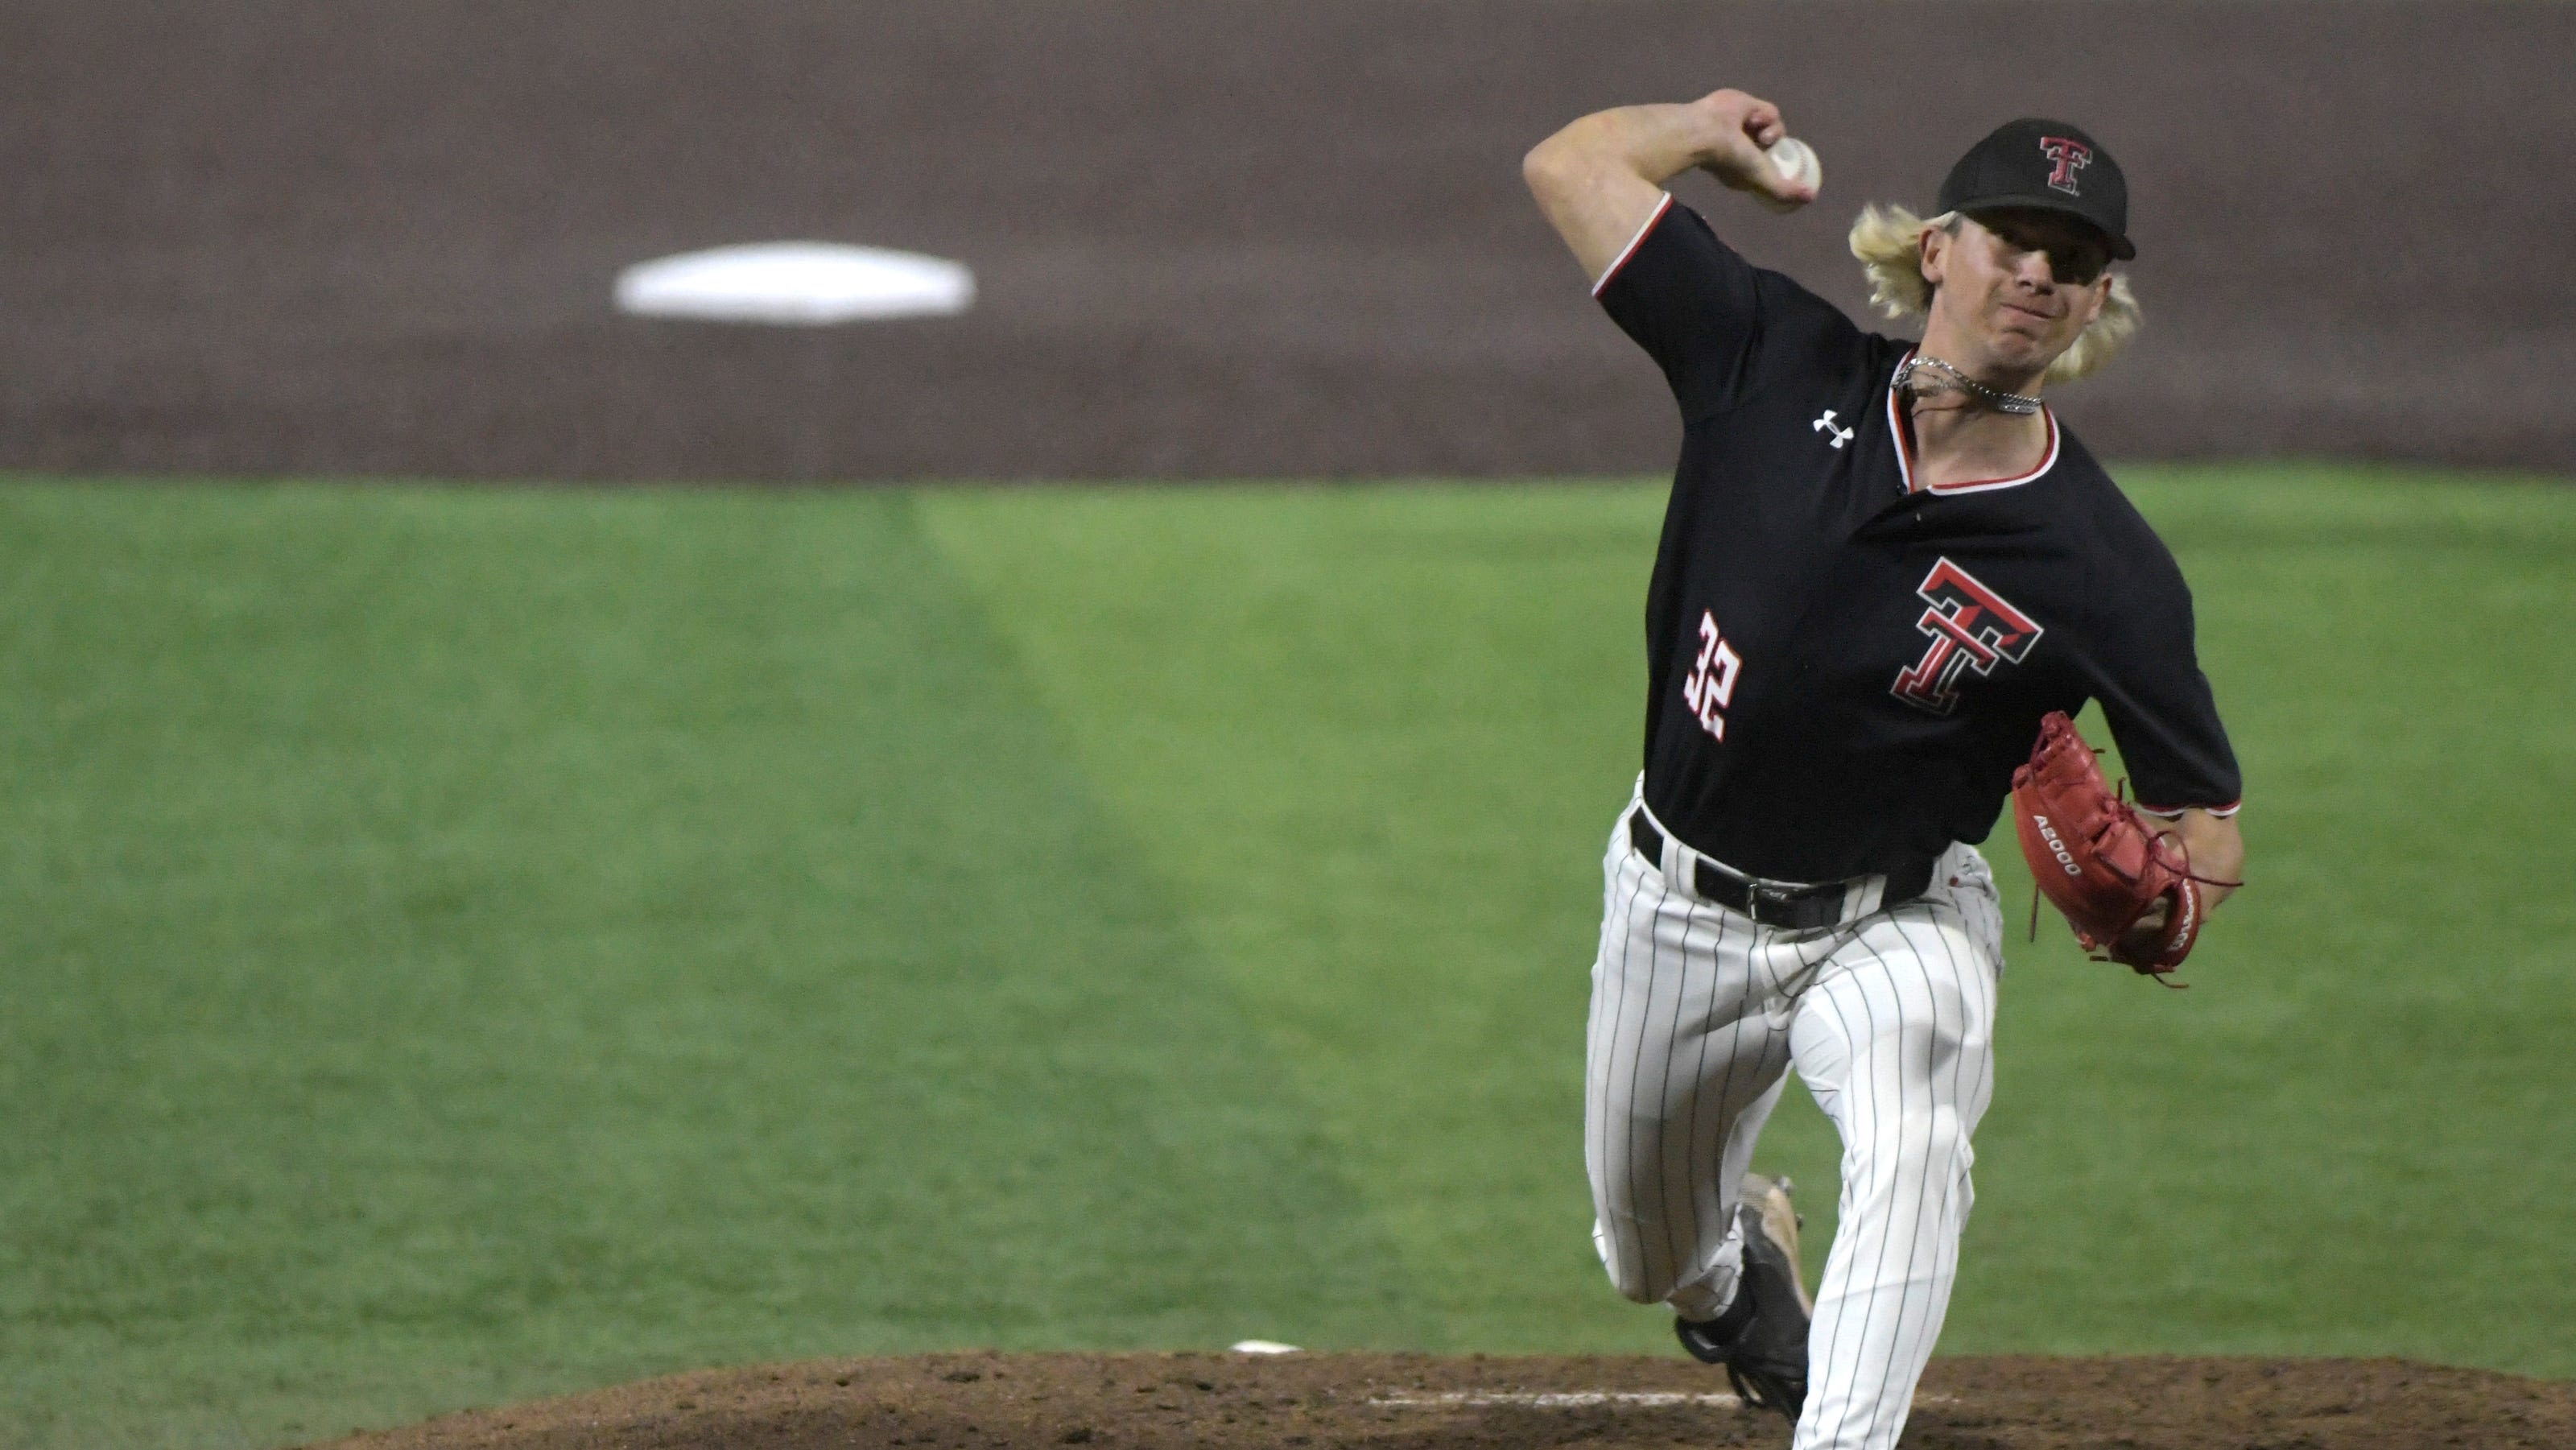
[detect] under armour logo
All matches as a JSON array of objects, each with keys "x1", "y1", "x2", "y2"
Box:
[
  {"x1": 1812, "y1": 409, "x2": 1854, "y2": 448},
  {"x1": 2039, "y1": 136, "x2": 2092, "y2": 195}
]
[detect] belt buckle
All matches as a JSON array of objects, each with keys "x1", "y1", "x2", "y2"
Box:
[
  {"x1": 1744, "y1": 879, "x2": 1798, "y2": 927},
  {"x1": 1757, "y1": 877, "x2": 1846, "y2": 931}
]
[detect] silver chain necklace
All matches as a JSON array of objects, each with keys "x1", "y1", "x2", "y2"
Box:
[{"x1": 1895, "y1": 353, "x2": 2042, "y2": 415}]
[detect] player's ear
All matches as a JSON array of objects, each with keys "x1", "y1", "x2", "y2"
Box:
[{"x1": 1918, "y1": 225, "x2": 1946, "y2": 288}]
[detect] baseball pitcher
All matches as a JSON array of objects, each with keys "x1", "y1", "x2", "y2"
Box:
[{"x1": 1523, "y1": 91, "x2": 2247, "y2": 1449}]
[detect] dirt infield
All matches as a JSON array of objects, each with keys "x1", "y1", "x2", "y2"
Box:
[
  {"x1": 315, "y1": 1351, "x2": 2576, "y2": 1449},
  {"x1": 6, "y1": 1, "x2": 2572, "y2": 483}
]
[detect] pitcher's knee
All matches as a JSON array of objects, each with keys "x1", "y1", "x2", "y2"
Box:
[
  {"x1": 1593, "y1": 1217, "x2": 1674, "y2": 1305},
  {"x1": 1846, "y1": 1104, "x2": 1975, "y2": 1196},
  {"x1": 1611, "y1": 1268, "x2": 1666, "y2": 1306},
  {"x1": 1915, "y1": 1108, "x2": 1974, "y2": 1168}
]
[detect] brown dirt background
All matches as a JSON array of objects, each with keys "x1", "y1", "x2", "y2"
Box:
[
  {"x1": 7, "y1": 1, "x2": 2573, "y2": 484},
  {"x1": 313, "y1": 1350, "x2": 2576, "y2": 1450}
]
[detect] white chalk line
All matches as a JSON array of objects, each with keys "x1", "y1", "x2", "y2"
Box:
[
  {"x1": 1372, "y1": 1391, "x2": 1736, "y2": 1408},
  {"x1": 1368, "y1": 1390, "x2": 1959, "y2": 1410}
]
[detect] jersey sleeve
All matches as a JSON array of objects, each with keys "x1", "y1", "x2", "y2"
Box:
[
  {"x1": 2083, "y1": 554, "x2": 2244, "y2": 817},
  {"x1": 1591, "y1": 196, "x2": 1764, "y2": 417}
]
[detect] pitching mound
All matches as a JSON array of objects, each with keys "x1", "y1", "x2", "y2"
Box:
[{"x1": 313, "y1": 1351, "x2": 2574, "y2": 1450}]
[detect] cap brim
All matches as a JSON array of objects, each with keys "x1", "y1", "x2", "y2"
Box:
[{"x1": 1952, "y1": 193, "x2": 2136, "y2": 259}]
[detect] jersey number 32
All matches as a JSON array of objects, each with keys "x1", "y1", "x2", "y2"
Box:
[{"x1": 1682, "y1": 611, "x2": 1741, "y2": 741}]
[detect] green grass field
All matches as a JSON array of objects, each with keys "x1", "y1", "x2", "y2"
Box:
[{"x1": 2, "y1": 468, "x2": 2569, "y2": 1448}]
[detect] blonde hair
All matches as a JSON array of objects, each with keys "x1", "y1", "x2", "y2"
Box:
[{"x1": 1847, "y1": 203, "x2": 2140, "y2": 386}]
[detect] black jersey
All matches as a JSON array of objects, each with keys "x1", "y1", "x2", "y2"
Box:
[{"x1": 1594, "y1": 194, "x2": 2241, "y2": 885}]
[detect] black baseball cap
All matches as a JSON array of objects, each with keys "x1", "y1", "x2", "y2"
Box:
[{"x1": 1938, "y1": 118, "x2": 2136, "y2": 260}]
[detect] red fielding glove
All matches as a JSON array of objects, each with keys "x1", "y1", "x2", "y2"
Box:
[{"x1": 2010, "y1": 712, "x2": 2231, "y2": 983}]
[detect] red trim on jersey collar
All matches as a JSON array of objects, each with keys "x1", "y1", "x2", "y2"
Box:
[
  {"x1": 1886, "y1": 350, "x2": 2061, "y2": 495},
  {"x1": 1591, "y1": 192, "x2": 1675, "y2": 298}
]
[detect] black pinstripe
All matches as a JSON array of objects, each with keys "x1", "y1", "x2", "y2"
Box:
[
  {"x1": 1657, "y1": 882, "x2": 1705, "y2": 1293},
  {"x1": 1621, "y1": 856, "x2": 1673, "y2": 1295},
  {"x1": 1864, "y1": 918, "x2": 1955, "y2": 1446}
]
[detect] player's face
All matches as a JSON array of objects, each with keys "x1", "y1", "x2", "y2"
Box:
[{"x1": 1920, "y1": 210, "x2": 2114, "y2": 376}]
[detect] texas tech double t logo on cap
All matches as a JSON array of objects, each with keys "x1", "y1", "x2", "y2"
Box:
[
  {"x1": 2038, "y1": 135, "x2": 2092, "y2": 195},
  {"x1": 1892, "y1": 558, "x2": 2044, "y2": 715}
]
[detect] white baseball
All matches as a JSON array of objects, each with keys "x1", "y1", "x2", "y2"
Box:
[{"x1": 1757, "y1": 136, "x2": 1821, "y2": 213}]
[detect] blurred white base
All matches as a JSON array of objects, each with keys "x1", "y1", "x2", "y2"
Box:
[{"x1": 614, "y1": 242, "x2": 974, "y2": 324}]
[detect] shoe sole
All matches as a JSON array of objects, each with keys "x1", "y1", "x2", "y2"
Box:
[{"x1": 1738, "y1": 1172, "x2": 1814, "y2": 1316}]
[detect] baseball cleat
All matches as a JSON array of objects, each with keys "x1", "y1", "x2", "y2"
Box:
[
  {"x1": 1674, "y1": 1176, "x2": 1812, "y2": 1423},
  {"x1": 1738, "y1": 1172, "x2": 1814, "y2": 1315}
]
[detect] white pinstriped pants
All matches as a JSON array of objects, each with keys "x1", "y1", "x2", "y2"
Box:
[{"x1": 1585, "y1": 791, "x2": 2004, "y2": 1450}]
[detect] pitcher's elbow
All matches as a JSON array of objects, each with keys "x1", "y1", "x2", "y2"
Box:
[{"x1": 1521, "y1": 139, "x2": 1570, "y2": 203}]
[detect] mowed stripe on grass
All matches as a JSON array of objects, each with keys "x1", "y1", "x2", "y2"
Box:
[
  {"x1": 920, "y1": 467, "x2": 2576, "y2": 1374},
  {"x1": 922, "y1": 482, "x2": 1686, "y2": 1352},
  {"x1": 0, "y1": 485, "x2": 1414, "y2": 1450}
]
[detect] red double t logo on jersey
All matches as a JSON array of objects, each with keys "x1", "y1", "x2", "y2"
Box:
[{"x1": 1892, "y1": 558, "x2": 2044, "y2": 715}]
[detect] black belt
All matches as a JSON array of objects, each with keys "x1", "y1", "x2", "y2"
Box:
[{"x1": 1627, "y1": 810, "x2": 1934, "y2": 931}]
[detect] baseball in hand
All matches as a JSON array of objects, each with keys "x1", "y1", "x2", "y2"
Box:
[{"x1": 1756, "y1": 136, "x2": 1821, "y2": 213}]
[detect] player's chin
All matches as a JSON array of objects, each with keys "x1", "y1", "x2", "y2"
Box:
[{"x1": 1982, "y1": 324, "x2": 2065, "y2": 374}]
